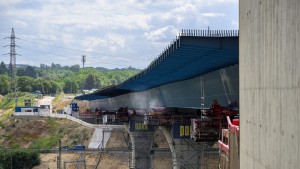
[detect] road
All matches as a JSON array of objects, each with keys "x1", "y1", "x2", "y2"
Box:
[{"x1": 37, "y1": 96, "x2": 54, "y2": 113}]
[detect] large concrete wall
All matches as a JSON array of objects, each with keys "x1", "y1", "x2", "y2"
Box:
[{"x1": 240, "y1": 1, "x2": 300, "y2": 169}]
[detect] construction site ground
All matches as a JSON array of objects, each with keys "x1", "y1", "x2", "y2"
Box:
[{"x1": 0, "y1": 95, "x2": 219, "y2": 169}]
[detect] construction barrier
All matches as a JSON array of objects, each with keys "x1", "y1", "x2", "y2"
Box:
[{"x1": 218, "y1": 116, "x2": 239, "y2": 169}]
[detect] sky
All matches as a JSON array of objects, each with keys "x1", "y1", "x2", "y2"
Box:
[{"x1": 0, "y1": 0, "x2": 238, "y2": 69}]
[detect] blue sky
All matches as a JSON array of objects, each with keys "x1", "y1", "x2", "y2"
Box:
[{"x1": 0, "y1": 0, "x2": 238, "y2": 69}]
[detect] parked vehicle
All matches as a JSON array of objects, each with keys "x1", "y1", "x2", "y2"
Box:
[{"x1": 70, "y1": 145, "x2": 85, "y2": 150}]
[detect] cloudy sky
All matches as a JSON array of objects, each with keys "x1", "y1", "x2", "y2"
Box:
[{"x1": 0, "y1": 0, "x2": 238, "y2": 69}]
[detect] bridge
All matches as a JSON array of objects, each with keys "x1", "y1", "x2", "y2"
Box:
[{"x1": 75, "y1": 29, "x2": 239, "y2": 169}]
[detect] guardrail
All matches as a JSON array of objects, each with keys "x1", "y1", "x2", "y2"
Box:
[{"x1": 13, "y1": 112, "x2": 124, "y2": 129}]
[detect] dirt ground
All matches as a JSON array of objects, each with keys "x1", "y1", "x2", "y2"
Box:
[
  {"x1": 32, "y1": 128, "x2": 219, "y2": 169},
  {"x1": 33, "y1": 153, "x2": 129, "y2": 169}
]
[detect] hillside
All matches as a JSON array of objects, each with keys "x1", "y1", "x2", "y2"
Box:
[{"x1": 0, "y1": 115, "x2": 94, "y2": 149}]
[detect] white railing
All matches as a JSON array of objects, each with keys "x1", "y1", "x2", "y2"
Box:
[{"x1": 13, "y1": 112, "x2": 124, "y2": 129}]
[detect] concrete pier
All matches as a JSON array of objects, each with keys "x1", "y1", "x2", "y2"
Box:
[{"x1": 240, "y1": 0, "x2": 300, "y2": 168}]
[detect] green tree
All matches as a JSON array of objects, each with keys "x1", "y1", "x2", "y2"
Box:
[
  {"x1": 0, "y1": 149, "x2": 40, "y2": 169},
  {"x1": 17, "y1": 67, "x2": 26, "y2": 76},
  {"x1": 24, "y1": 66, "x2": 38, "y2": 78},
  {"x1": 70, "y1": 64, "x2": 80, "y2": 72},
  {"x1": 63, "y1": 79, "x2": 79, "y2": 93},
  {"x1": 0, "y1": 62, "x2": 7, "y2": 75},
  {"x1": 0, "y1": 75, "x2": 9, "y2": 95},
  {"x1": 17, "y1": 76, "x2": 33, "y2": 92},
  {"x1": 43, "y1": 81, "x2": 51, "y2": 94},
  {"x1": 48, "y1": 81, "x2": 61, "y2": 94},
  {"x1": 32, "y1": 79, "x2": 45, "y2": 94},
  {"x1": 84, "y1": 74, "x2": 96, "y2": 90},
  {"x1": 51, "y1": 63, "x2": 61, "y2": 70}
]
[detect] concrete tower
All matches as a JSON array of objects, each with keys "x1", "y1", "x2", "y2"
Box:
[{"x1": 240, "y1": 1, "x2": 300, "y2": 168}]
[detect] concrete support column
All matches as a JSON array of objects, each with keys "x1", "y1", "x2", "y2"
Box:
[
  {"x1": 240, "y1": 0, "x2": 300, "y2": 168},
  {"x1": 125, "y1": 124, "x2": 136, "y2": 168},
  {"x1": 161, "y1": 126, "x2": 202, "y2": 169},
  {"x1": 160, "y1": 126, "x2": 179, "y2": 169}
]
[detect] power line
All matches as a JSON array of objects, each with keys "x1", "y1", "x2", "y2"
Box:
[
  {"x1": 19, "y1": 46, "x2": 146, "y2": 68},
  {"x1": 18, "y1": 38, "x2": 152, "y2": 61},
  {"x1": 6, "y1": 29, "x2": 163, "y2": 52}
]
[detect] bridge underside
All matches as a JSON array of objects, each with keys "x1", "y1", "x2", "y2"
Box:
[
  {"x1": 89, "y1": 64, "x2": 238, "y2": 110},
  {"x1": 75, "y1": 30, "x2": 239, "y2": 111}
]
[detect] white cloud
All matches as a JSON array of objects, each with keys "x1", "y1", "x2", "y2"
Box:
[
  {"x1": 231, "y1": 20, "x2": 239, "y2": 29},
  {"x1": 144, "y1": 25, "x2": 179, "y2": 42},
  {"x1": 0, "y1": 0, "x2": 23, "y2": 6},
  {"x1": 82, "y1": 34, "x2": 125, "y2": 53},
  {"x1": 201, "y1": 13, "x2": 225, "y2": 17},
  {"x1": 0, "y1": 0, "x2": 239, "y2": 69},
  {"x1": 11, "y1": 19, "x2": 28, "y2": 28}
]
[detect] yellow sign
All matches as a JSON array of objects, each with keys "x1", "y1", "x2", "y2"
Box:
[
  {"x1": 135, "y1": 122, "x2": 148, "y2": 131},
  {"x1": 180, "y1": 125, "x2": 192, "y2": 137}
]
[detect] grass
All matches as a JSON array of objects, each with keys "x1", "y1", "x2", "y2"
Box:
[
  {"x1": 30, "y1": 135, "x2": 60, "y2": 149},
  {"x1": 0, "y1": 97, "x2": 14, "y2": 109},
  {"x1": 30, "y1": 118, "x2": 62, "y2": 149},
  {"x1": 9, "y1": 141, "x2": 21, "y2": 149},
  {"x1": 0, "y1": 121, "x2": 4, "y2": 128},
  {"x1": 46, "y1": 118, "x2": 57, "y2": 132},
  {"x1": 52, "y1": 94, "x2": 63, "y2": 104},
  {"x1": 0, "y1": 92, "x2": 40, "y2": 109},
  {"x1": 2, "y1": 109, "x2": 13, "y2": 119}
]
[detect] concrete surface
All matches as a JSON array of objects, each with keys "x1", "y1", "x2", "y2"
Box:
[
  {"x1": 88, "y1": 128, "x2": 111, "y2": 149},
  {"x1": 240, "y1": 0, "x2": 300, "y2": 168},
  {"x1": 37, "y1": 96, "x2": 54, "y2": 113}
]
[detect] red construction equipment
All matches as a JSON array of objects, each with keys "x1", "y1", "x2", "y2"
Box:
[{"x1": 191, "y1": 100, "x2": 238, "y2": 142}]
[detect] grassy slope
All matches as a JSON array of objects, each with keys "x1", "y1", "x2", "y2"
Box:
[{"x1": 0, "y1": 116, "x2": 94, "y2": 149}]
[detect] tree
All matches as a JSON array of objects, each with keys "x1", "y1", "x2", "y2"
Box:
[
  {"x1": 32, "y1": 79, "x2": 45, "y2": 94},
  {"x1": 43, "y1": 81, "x2": 52, "y2": 94},
  {"x1": 0, "y1": 149, "x2": 40, "y2": 169},
  {"x1": 40, "y1": 64, "x2": 47, "y2": 69},
  {"x1": 84, "y1": 74, "x2": 96, "y2": 90},
  {"x1": 24, "y1": 66, "x2": 38, "y2": 78},
  {"x1": 70, "y1": 64, "x2": 80, "y2": 72},
  {"x1": 63, "y1": 79, "x2": 79, "y2": 94},
  {"x1": 48, "y1": 81, "x2": 61, "y2": 94},
  {"x1": 0, "y1": 75, "x2": 9, "y2": 95},
  {"x1": 95, "y1": 76, "x2": 102, "y2": 88},
  {"x1": 0, "y1": 62, "x2": 7, "y2": 75},
  {"x1": 17, "y1": 67, "x2": 26, "y2": 76},
  {"x1": 51, "y1": 63, "x2": 61, "y2": 70},
  {"x1": 17, "y1": 76, "x2": 33, "y2": 92}
]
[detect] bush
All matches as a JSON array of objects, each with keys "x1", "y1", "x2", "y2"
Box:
[
  {"x1": 0, "y1": 149, "x2": 40, "y2": 169},
  {"x1": 30, "y1": 135, "x2": 60, "y2": 149}
]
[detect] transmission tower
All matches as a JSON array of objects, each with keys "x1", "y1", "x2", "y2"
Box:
[
  {"x1": 81, "y1": 55, "x2": 86, "y2": 68},
  {"x1": 4, "y1": 28, "x2": 19, "y2": 104}
]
